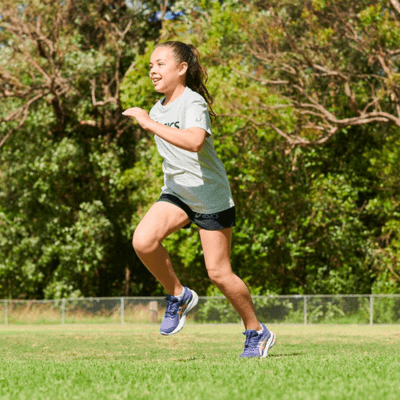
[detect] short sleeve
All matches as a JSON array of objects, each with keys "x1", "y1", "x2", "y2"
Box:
[{"x1": 185, "y1": 99, "x2": 212, "y2": 136}]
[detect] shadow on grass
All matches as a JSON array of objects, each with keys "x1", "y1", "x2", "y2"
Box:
[
  {"x1": 238, "y1": 352, "x2": 303, "y2": 359},
  {"x1": 269, "y1": 352, "x2": 303, "y2": 357},
  {"x1": 171, "y1": 353, "x2": 304, "y2": 362},
  {"x1": 174, "y1": 357, "x2": 199, "y2": 362}
]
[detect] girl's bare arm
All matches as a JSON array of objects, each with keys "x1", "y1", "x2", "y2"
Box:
[{"x1": 122, "y1": 107, "x2": 207, "y2": 152}]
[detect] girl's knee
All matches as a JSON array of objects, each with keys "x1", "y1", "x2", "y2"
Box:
[
  {"x1": 132, "y1": 229, "x2": 158, "y2": 255},
  {"x1": 207, "y1": 268, "x2": 232, "y2": 286}
]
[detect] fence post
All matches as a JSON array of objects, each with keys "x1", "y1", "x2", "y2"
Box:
[
  {"x1": 121, "y1": 297, "x2": 124, "y2": 325},
  {"x1": 370, "y1": 295, "x2": 373, "y2": 325},
  {"x1": 5, "y1": 300, "x2": 8, "y2": 326},
  {"x1": 61, "y1": 298, "x2": 65, "y2": 325},
  {"x1": 149, "y1": 300, "x2": 158, "y2": 323},
  {"x1": 304, "y1": 296, "x2": 308, "y2": 325}
]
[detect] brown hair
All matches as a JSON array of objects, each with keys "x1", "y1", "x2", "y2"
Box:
[{"x1": 154, "y1": 41, "x2": 216, "y2": 118}]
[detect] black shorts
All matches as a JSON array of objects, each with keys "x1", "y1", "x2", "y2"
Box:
[{"x1": 157, "y1": 193, "x2": 236, "y2": 231}]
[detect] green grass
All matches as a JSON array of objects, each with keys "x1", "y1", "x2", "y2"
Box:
[{"x1": 1, "y1": 324, "x2": 399, "y2": 400}]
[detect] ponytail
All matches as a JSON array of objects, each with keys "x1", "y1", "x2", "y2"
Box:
[{"x1": 154, "y1": 41, "x2": 216, "y2": 119}]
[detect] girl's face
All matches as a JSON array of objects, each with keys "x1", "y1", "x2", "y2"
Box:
[{"x1": 149, "y1": 47, "x2": 187, "y2": 94}]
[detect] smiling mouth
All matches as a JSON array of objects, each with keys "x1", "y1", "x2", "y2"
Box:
[{"x1": 152, "y1": 78, "x2": 161, "y2": 84}]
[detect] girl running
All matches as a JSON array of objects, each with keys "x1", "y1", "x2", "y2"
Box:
[{"x1": 122, "y1": 41, "x2": 276, "y2": 358}]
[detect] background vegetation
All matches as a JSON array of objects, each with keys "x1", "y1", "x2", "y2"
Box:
[{"x1": 1, "y1": 0, "x2": 399, "y2": 299}]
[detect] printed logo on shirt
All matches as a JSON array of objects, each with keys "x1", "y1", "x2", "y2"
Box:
[
  {"x1": 194, "y1": 213, "x2": 219, "y2": 220},
  {"x1": 164, "y1": 121, "x2": 180, "y2": 129}
]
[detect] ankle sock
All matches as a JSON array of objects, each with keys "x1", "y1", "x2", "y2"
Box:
[{"x1": 175, "y1": 288, "x2": 185, "y2": 300}]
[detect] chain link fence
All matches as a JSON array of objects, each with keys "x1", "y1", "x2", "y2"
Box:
[{"x1": 0, "y1": 295, "x2": 399, "y2": 325}]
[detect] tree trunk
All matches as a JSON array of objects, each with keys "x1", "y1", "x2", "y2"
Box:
[{"x1": 124, "y1": 265, "x2": 130, "y2": 296}]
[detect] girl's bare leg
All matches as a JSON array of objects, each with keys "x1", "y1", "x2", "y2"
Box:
[
  {"x1": 133, "y1": 202, "x2": 191, "y2": 296},
  {"x1": 198, "y1": 227, "x2": 262, "y2": 331}
]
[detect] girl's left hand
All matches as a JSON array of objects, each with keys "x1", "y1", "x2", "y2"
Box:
[{"x1": 122, "y1": 107, "x2": 152, "y2": 130}]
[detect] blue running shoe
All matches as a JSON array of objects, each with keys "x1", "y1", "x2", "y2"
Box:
[
  {"x1": 160, "y1": 287, "x2": 198, "y2": 336},
  {"x1": 240, "y1": 323, "x2": 276, "y2": 358}
]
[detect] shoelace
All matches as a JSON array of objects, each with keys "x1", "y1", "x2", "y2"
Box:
[
  {"x1": 164, "y1": 296, "x2": 180, "y2": 319},
  {"x1": 243, "y1": 330, "x2": 260, "y2": 349}
]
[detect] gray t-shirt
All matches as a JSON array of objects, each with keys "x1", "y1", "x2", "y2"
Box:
[{"x1": 149, "y1": 87, "x2": 234, "y2": 214}]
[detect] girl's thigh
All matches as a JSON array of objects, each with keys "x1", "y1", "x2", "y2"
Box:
[
  {"x1": 198, "y1": 227, "x2": 233, "y2": 272},
  {"x1": 134, "y1": 201, "x2": 191, "y2": 243}
]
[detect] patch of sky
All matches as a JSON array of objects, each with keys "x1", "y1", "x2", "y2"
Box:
[
  {"x1": 220, "y1": 0, "x2": 243, "y2": 8},
  {"x1": 124, "y1": 0, "x2": 152, "y2": 14},
  {"x1": 170, "y1": 1, "x2": 203, "y2": 15},
  {"x1": 17, "y1": 4, "x2": 28, "y2": 13},
  {"x1": 393, "y1": 55, "x2": 398, "y2": 73},
  {"x1": 259, "y1": 10, "x2": 272, "y2": 17},
  {"x1": 377, "y1": 68, "x2": 385, "y2": 77},
  {"x1": 166, "y1": 10, "x2": 184, "y2": 20},
  {"x1": 148, "y1": 10, "x2": 184, "y2": 23}
]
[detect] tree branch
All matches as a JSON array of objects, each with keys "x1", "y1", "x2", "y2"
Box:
[{"x1": 0, "y1": 92, "x2": 45, "y2": 148}]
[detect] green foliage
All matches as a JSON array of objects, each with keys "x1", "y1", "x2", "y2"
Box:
[
  {"x1": 195, "y1": 295, "x2": 305, "y2": 324},
  {"x1": 0, "y1": 120, "x2": 129, "y2": 298},
  {"x1": 195, "y1": 297, "x2": 241, "y2": 323},
  {"x1": 0, "y1": 0, "x2": 168, "y2": 298},
  {"x1": 120, "y1": 45, "x2": 159, "y2": 110},
  {"x1": 1, "y1": 0, "x2": 400, "y2": 298},
  {"x1": 373, "y1": 296, "x2": 400, "y2": 323}
]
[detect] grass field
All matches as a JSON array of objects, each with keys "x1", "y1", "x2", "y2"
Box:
[{"x1": 1, "y1": 324, "x2": 399, "y2": 400}]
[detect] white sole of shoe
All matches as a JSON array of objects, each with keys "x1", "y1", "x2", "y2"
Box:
[
  {"x1": 160, "y1": 290, "x2": 199, "y2": 336},
  {"x1": 260, "y1": 331, "x2": 277, "y2": 358}
]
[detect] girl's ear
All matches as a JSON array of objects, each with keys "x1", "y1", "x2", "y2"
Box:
[{"x1": 178, "y1": 62, "x2": 188, "y2": 77}]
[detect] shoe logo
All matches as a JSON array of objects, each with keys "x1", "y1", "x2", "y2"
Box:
[
  {"x1": 178, "y1": 303, "x2": 187, "y2": 319},
  {"x1": 259, "y1": 340, "x2": 266, "y2": 356}
]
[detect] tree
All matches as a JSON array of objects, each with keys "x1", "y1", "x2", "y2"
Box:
[
  {"x1": 225, "y1": 0, "x2": 400, "y2": 146},
  {"x1": 120, "y1": 0, "x2": 400, "y2": 294},
  {"x1": 0, "y1": 0, "x2": 166, "y2": 298},
  {"x1": 1, "y1": 0, "x2": 399, "y2": 298}
]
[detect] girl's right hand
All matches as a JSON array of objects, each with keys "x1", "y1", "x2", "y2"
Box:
[{"x1": 122, "y1": 107, "x2": 152, "y2": 130}]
